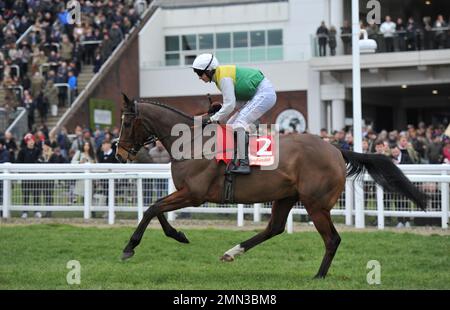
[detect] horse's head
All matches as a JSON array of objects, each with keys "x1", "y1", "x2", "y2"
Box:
[{"x1": 116, "y1": 93, "x2": 154, "y2": 163}]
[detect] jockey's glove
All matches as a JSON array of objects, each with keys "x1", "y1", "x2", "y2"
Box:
[
  {"x1": 208, "y1": 102, "x2": 222, "y2": 115},
  {"x1": 202, "y1": 117, "x2": 212, "y2": 128},
  {"x1": 202, "y1": 117, "x2": 219, "y2": 128}
]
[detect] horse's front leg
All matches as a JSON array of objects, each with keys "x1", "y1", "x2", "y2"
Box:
[
  {"x1": 157, "y1": 214, "x2": 189, "y2": 244},
  {"x1": 122, "y1": 188, "x2": 192, "y2": 260}
]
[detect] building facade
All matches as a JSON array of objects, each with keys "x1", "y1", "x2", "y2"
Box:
[{"x1": 139, "y1": 0, "x2": 450, "y2": 134}]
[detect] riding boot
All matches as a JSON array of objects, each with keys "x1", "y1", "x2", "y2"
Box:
[{"x1": 230, "y1": 129, "x2": 251, "y2": 175}]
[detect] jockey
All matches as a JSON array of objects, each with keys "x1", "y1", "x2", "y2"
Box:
[{"x1": 192, "y1": 53, "x2": 277, "y2": 174}]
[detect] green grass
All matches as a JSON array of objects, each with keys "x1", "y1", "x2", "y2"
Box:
[{"x1": 0, "y1": 224, "x2": 449, "y2": 289}]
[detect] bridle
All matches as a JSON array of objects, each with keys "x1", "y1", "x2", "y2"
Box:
[{"x1": 117, "y1": 101, "x2": 156, "y2": 158}]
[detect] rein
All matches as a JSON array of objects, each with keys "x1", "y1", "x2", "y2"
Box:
[{"x1": 119, "y1": 100, "x2": 252, "y2": 161}]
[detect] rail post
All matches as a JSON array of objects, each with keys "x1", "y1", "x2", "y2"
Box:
[
  {"x1": 253, "y1": 203, "x2": 262, "y2": 223},
  {"x1": 2, "y1": 167, "x2": 11, "y2": 218},
  {"x1": 137, "y1": 177, "x2": 144, "y2": 223},
  {"x1": 441, "y1": 171, "x2": 449, "y2": 229},
  {"x1": 345, "y1": 180, "x2": 354, "y2": 226},
  {"x1": 376, "y1": 185, "x2": 384, "y2": 229},
  {"x1": 286, "y1": 209, "x2": 293, "y2": 234},
  {"x1": 83, "y1": 170, "x2": 91, "y2": 220},
  {"x1": 237, "y1": 204, "x2": 244, "y2": 227},
  {"x1": 108, "y1": 178, "x2": 115, "y2": 224}
]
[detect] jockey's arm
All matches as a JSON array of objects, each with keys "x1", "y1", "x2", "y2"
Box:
[{"x1": 210, "y1": 77, "x2": 235, "y2": 123}]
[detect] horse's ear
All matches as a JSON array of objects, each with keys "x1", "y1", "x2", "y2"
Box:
[{"x1": 122, "y1": 92, "x2": 131, "y2": 108}]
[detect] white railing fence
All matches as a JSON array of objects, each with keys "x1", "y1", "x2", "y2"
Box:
[{"x1": 1, "y1": 164, "x2": 449, "y2": 232}]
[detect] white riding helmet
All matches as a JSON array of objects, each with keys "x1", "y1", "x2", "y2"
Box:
[{"x1": 192, "y1": 53, "x2": 219, "y2": 73}]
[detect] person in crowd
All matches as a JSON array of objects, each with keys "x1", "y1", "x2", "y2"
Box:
[
  {"x1": 97, "y1": 140, "x2": 118, "y2": 163},
  {"x1": 328, "y1": 26, "x2": 337, "y2": 56},
  {"x1": 16, "y1": 133, "x2": 42, "y2": 219},
  {"x1": 109, "y1": 22, "x2": 124, "y2": 50},
  {"x1": 398, "y1": 135, "x2": 419, "y2": 164},
  {"x1": 362, "y1": 138, "x2": 370, "y2": 154},
  {"x1": 43, "y1": 78, "x2": 59, "y2": 117},
  {"x1": 72, "y1": 141, "x2": 96, "y2": 164},
  {"x1": 443, "y1": 138, "x2": 450, "y2": 164},
  {"x1": 390, "y1": 145, "x2": 413, "y2": 228},
  {"x1": 39, "y1": 140, "x2": 66, "y2": 217},
  {"x1": 341, "y1": 20, "x2": 352, "y2": 55},
  {"x1": 67, "y1": 71, "x2": 78, "y2": 104},
  {"x1": 366, "y1": 20, "x2": 380, "y2": 52},
  {"x1": 426, "y1": 134, "x2": 444, "y2": 164},
  {"x1": 100, "y1": 33, "x2": 114, "y2": 62},
  {"x1": 71, "y1": 141, "x2": 97, "y2": 204},
  {"x1": 423, "y1": 16, "x2": 433, "y2": 50},
  {"x1": 406, "y1": 17, "x2": 418, "y2": 51},
  {"x1": 374, "y1": 139, "x2": 390, "y2": 156},
  {"x1": 319, "y1": 128, "x2": 329, "y2": 140},
  {"x1": 380, "y1": 16, "x2": 396, "y2": 52},
  {"x1": 433, "y1": 15, "x2": 448, "y2": 49},
  {"x1": 60, "y1": 34, "x2": 73, "y2": 62},
  {"x1": 0, "y1": 139, "x2": 11, "y2": 163},
  {"x1": 22, "y1": 89, "x2": 35, "y2": 132},
  {"x1": 332, "y1": 130, "x2": 350, "y2": 150},
  {"x1": 3, "y1": 131, "x2": 18, "y2": 163},
  {"x1": 93, "y1": 50, "x2": 103, "y2": 73},
  {"x1": 396, "y1": 17, "x2": 407, "y2": 51},
  {"x1": 316, "y1": 21, "x2": 329, "y2": 57}
]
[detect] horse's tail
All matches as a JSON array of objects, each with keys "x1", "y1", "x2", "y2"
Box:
[{"x1": 339, "y1": 149, "x2": 428, "y2": 211}]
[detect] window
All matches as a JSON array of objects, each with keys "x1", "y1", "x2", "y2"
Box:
[
  {"x1": 165, "y1": 36, "x2": 179, "y2": 51},
  {"x1": 199, "y1": 33, "x2": 214, "y2": 50},
  {"x1": 216, "y1": 33, "x2": 231, "y2": 49},
  {"x1": 184, "y1": 55, "x2": 196, "y2": 66},
  {"x1": 182, "y1": 34, "x2": 197, "y2": 50},
  {"x1": 233, "y1": 32, "x2": 248, "y2": 48},
  {"x1": 165, "y1": 53, "x2": 180, "y2": 66},
  {"x1": 251, "y1": 31, "x2": 265, "y2": 47},
  {"x1": 268, "y1": 29, "x2": 282, "y2": 46},
  {"x1": 163, "y1": 29, "x2": 283, "y2": 66}
]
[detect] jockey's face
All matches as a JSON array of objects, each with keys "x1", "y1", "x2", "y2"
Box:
[{"x1": 199, "y1": 72, "x2": 210, "y2": 83}]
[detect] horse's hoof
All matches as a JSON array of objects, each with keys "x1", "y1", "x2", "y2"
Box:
[
  {"x1": 121, "y1": 250, "x2": 135, "y2": 261},
  {"x1": 176, "y1": 231, "x2": 190, "y2": 244},
  {"x1": 220, "y1": 254, "x2": 234, "y2": 262},
  {"x1": 313, "y1": 274, "x2": 325, "y2": 280}
]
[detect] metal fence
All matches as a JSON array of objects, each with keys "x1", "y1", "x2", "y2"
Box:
[{"x1": 1, "y1": 163, "x2": 449, "y2": 232}]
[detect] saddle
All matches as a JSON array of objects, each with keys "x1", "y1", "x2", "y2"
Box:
[{"x1": 215, "y1": 125, "x2": 276, "y2": 203}]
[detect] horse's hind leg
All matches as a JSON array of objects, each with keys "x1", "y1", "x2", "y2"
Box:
[
  {"x1": 221, "y1": 196, "x2": 297, "y2": 262},
  {"x1": 157, "y1": 214, "x2": 189, "y2": 244},
  {"x1": 308, "y1": 208, "x2": 341, "y2": 279}
]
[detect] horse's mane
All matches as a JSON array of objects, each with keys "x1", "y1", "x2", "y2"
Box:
[{"x1": 137, "y1": 98, "x2": 194, "y2": 121}]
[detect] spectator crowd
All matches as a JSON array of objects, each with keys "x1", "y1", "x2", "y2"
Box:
[
  {"x1": 0, "y1": 123, "x2": 170, "y2": 219},
  {"x1": 318, "y1": 122, "x2": 450, "y2": 165},
  {"x1": 316, "y1": 13, "x2": 450, "y2": 56},
  {"x1": 0, "y1": 0, "x2": 147, "y2": 131}
]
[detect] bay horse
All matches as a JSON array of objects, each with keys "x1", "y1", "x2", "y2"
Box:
[{"x1": 116, "y1": 94, "x2": 427, "y2": 279}]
